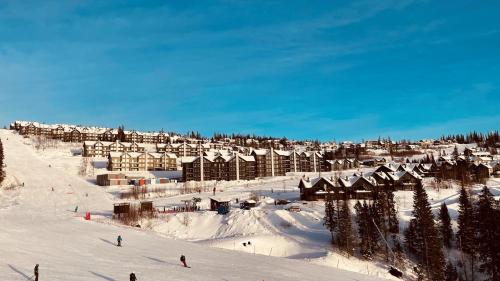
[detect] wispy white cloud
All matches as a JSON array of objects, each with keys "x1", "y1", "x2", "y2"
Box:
[{"x1": 0, "y1": 0, "x2": 498, "y2": 139}]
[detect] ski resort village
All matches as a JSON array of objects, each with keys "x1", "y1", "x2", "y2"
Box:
[
  {"x1": 0, "y1": 121, "x2": 499, "y2": 280},
  {"x1": 1, "y1": 1, "x2": 499, "y2": 280}
]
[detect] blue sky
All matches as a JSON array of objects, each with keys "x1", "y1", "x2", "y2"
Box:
[{"x1": 0, "y1": 0, "x2": 499, "y2": 141}]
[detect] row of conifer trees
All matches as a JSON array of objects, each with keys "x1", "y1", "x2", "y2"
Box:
[{"x1": 324, "y1": 181, "x2": 499, "y2": 280}]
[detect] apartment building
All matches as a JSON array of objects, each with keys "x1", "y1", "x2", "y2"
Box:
[
  {"x1": 182, "y1": 153, "x2": 256, "y2": 182},
  {"x1": 107, "y1": 152, "x2": 177, "y2": 171},
  {"x1": 83, "y1": 140, "x2": 146, "y2": 157},
  {"x1": 156, "y1": 143, "x2": 210, "y2": 157},
  {"x1": 12, "y1": 121, "x2": 169, "y2": 144}
]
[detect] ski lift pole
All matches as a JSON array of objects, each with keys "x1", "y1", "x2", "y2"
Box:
[
  {"x1": 371, "y1": 219, "x2": 395, "y2": 263},
  {"x1": 372, "y1": 219, "x2": 403, "y2": 278}
]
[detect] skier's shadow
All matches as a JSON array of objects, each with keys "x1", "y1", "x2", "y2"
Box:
[
  {"x1": 89, "y1": 271, "x2": 117, "y2": 281},
  {"x1": 99, "y1": 238, "x2": 117, "y2": 246},
  {"x1": 143, "y1": 256, "x2": 178, "y2": 266},
  {"x1": 7, "y1": 264, "x2": 32, "y2": 280}
]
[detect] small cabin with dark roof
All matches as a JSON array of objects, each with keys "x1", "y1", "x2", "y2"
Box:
[
  {"x1": 298, "y1": 177, "x2": 344, "y2": 201},
  {"x1": 386, "y1": 170, "x2": 421, "y2": 190},
  {"x1": 210, "y1": 197, "x2": 231, "y2": 214},
  {"x1": 338, "y1": 174, "x2": 376, "y2": 200}
]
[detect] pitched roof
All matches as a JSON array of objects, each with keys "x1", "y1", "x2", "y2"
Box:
[
  {"x1": 181, "y1": 156, "x2": 197, "y2": 163},
  {"x1": 252, "y1": 149, "x2": 268, "y2": 156}
]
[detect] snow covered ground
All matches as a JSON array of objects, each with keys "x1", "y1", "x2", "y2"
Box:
[
  {"x1": 0, "y1": 129, "x2": 387, "y2": 281},
  {"x1": 3, "y1": 129, "x2": 496, "y2": 280},
  {"x1": 4, "y1": 132, "x2": 400, "y2": 279}
]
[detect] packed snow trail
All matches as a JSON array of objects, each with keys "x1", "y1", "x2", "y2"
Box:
[{"x1": 0, "y1": 130, "x2": 386, "y2": 280}]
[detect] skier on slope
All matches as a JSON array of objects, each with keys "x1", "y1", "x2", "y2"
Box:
[
  {"x1": 180, "y1": 254, "x2": 189, "y2": 268},
  {"x1": 34, "y1": 264, "x2": 39, "y2": 281},
  {"x1": 74, "y1": 205, "x2": 78, "y2": 213},
  {"x1": 117, "y1": 235, "x2": 122, "y2": 247},
  {"x1": 130, "y1": 272, "x2": 137, "y2": 281}
]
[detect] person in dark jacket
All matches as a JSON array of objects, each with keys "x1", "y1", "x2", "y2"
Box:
[
  {"x1": 130, "y1": 272, "x2": 137, "y2": 281},
  {"x1": 180, "y1": 254, "x2": 188, "y2": 267},
  {"x1": 34, "y1": 264, "x2": 39, "y2": 281},
  {"x1": 117, "y1": 235, "x2": 122, "y2": 247}
]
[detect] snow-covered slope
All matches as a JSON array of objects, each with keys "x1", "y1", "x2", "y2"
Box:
[{"x1": 0, "y1": 129, "x2": 386, "y2": 281}]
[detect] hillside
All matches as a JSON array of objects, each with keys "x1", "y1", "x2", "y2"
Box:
[{"x1": 0, "y1": 129, "x2": 385, "y2": 281}]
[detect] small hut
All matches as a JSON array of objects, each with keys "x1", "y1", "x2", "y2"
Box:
[
  {"x1": 210, "y1": 197, "x2": 231, "y2": 214},
  {"x1": 113, "y1": 203, "x2": 131, "y2": 218},
  {"x1": 140, "y1": 201, "x2": 153, "y2": 214},
  {"x1": 240, "y1": 199, "x2": 257, "y2": 210}
]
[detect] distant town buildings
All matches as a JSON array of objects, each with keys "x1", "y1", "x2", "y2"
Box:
[
  {"x1": 11, "y1": 121, "x2": 170, "y2": 144},
  {"x1": 11, "y1": 120, "x2": 500, "y2": 184}
]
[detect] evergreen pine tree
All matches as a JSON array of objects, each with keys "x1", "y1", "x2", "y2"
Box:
[
  {"x1": 452, "y1": 145, "x2": 459, "y2": 160},
  {"x1": 392, "y1": 235, "x2": 405, "y2": 269},
  {"x1": 368, "y1": 202, "x2": 381, "y2": 254},
  {"x1": 0, "y1": 137, "x2": 4, "y2": 186},
  {"x1": 324, "y1": 193, "x2": 337, "y2": 245},
  {"x1": 386, "y1": 188, "x2": 399, "y2": 233},
  {"x1": 439, "y1": 203, "x2": 453, "y2": 248},
  {"x1": 355, "y1": 201, "x2": 372, "y2": 258},
  {"x1": 404, "y1": 219, "x2": 417, "y2": 254},
  {"x1": 445, "y1": 261, "x2": 459, "y2": 281},
  {"x1": 375, "y1": 191, "x2": 391, "y2": 259},
  {"x1": 457, "y1": 186, "x2": 476, "y2": 279},
  {"x1": 337, "y1": 200, "x2": 355, "y2": 256},
  {"x1": 117, "y1": 125, "x2": 126, "y2": 142},
  {"x1": 407, "y1": 181, "x2": 446, "y2": 280},
  {"x1": 475, "y1": 186, "x2": 499, "y2": 280}
]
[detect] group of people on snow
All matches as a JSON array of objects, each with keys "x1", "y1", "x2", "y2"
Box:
[
  {"x1": 116, "y1": 235, "x2": 189, "y2": 280},
  {"x1": 30, "y1": 236, "x2": 189, "y2": 281}
]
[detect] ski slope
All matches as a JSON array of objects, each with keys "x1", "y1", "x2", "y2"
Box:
[{"x1": 0, "y1": 129, "x2": 386, "y2": 281}]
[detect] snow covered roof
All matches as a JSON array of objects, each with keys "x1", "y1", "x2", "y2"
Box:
[
  {"x1": 127, "y1": 152, "x2": 143, "y2": 158},
  {"x1": 109, "y1": 152, "x2": 123, "y2": 158},
  {"x1": 300, "y1": 177, "x2": 336, "y2": 189},
  {"x1": 252, "y1": 149, "x2": 268, "y2": 156},
  {"x1": 299, "y1": 177, "x2": 321, "y2": 188},
  {"x1": 371, "y1": 171, "x2": 390, "y2": 180},
  {"x1": 385, "y1": 170, "x2": 422, "y2": 181},
  {"x1": 213, "y1": 155, "x2": 231, "y2": 162},
  {"x1": 478, "y1": 163, "x2": 493, "y2": 169},
  {"x1": 228, "y1": 154, "x2": 255, "y2": 162},
  {"x1": 419, "y1": 164, "x2": 433, "y2": 171},
  {"x1": 274, "y1": 150, "x2": 291, "y2": 156},
  {"x1": 472, "y1": 151, "x2": 491, "y2": 156},
  {"x1": 181, "y1": 156, "x2": 197, "y2": 163},
  {"x1": 84, "y1": 141, "x2": 114, "y2": 146},
  {"x1": 165, "y1": 153, "x2": 177, "y2": 159},
  {"x1": 338, "y1": 174, "x2": 377, "y2": 188},
  {"x1": 210, "y1": 196, "x2": 232, "y2": 202}
]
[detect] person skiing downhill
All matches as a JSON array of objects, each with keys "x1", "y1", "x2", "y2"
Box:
[
  {"x1": 34, "y1": 264, "x2": 39, "y2": 281},
  {"x1": 180, "y1": 254, "x2": 189, "y2": 268},
  {"x1": 117, "y1": 235, "x2": 122, "y2": 247},
  {"x1": 130, "y1": 272, "x2": 137, "y2": 281},
  {"x1": 74, "y1": 205, "x2": 78, "y2": 213}
]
